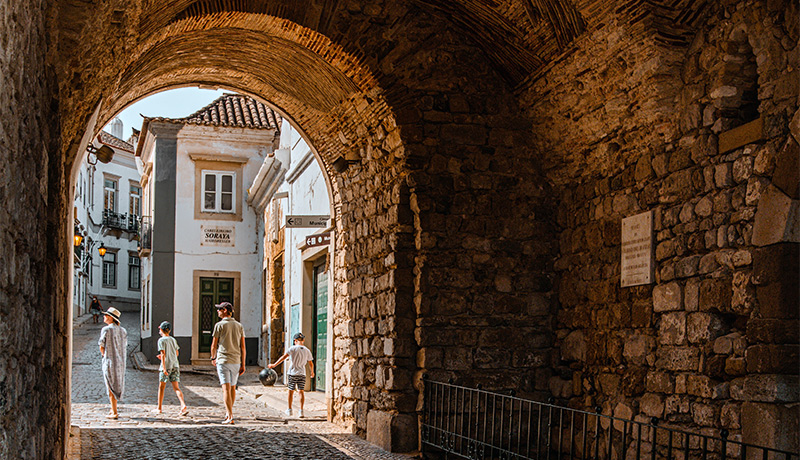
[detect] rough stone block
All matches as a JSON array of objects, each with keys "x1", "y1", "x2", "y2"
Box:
[
  {"x1": 733, "y1": 155, "x2": 754, "y2": 184},
  {"x1": 757, "y1": 282, "x2": 800, "y2": 319},
  {"x1": 721, "y1": 402, "x2": 741, "y2": 429},
  {"x1": 773, "y1": 138, "x2": 799, "y2": 199},
  {"x1": 742, "y1": 402, "x2": 799, "y2": 453},
  {"x1": 675, "y1": 255, "x2": 701, "y2": 278},
  {"x1": 752, "y1": 243, "x2": 799, "y2": 285},
  {"x1": 659, "y1": 312, "x2": 687, "y2": 345},
  {"x1": 640, "y1": 393, "x2": 664, "y2": 417},
  {"x1": 653, "y1": 282, "x2": 683, "y2": 312},
  {"x1": 698, "y1": 278, "x2": 732, "y2": 312},
  {"x1": 623, "y1": 334, "x2": 654, "y2": 365},
  {"x1": 745, "y1": 345, "x2": 799, "y2": 374},
  {"x1": 687, "y1": 312, "x2": 727, "y2": 343},
  {"x1": 752, "y1": 185, "x2": 800, "y2": 246},
  {"x1": 687, "y1": 375, "x2": 714, "y2": 398},
  {"x1": 561, "y1": 330, "x2": 586, "y2": 362},
  {"x1": 366, "y1": 410, "x2": 418, "y2": 453},
  {"x1": 737, "y1": 375, "x2": 800, "y2": 403},
  {"x1": 715, "y1": 163, "x2": 734, "y2": 188},
  {"x1": 746, "y1": 318, "x2": 800, "y2": 343},
  {"x1": 656, "y1": 347, "x2": 700, "y2": 371},
  {"x1": 691, "y1": 402, "x2": 717, "y2": 426},
  {"x1": 684, "y1": 278, "x2": 700, "y2": 311},
  {"x1": 645, "y1": 371, "x2": 673, "y2": 393}
]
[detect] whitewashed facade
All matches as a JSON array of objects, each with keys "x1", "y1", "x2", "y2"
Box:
[
  {"x1": 72, "y1": 121, "x2": 142, "y2": 318},
  {"x1": 252, "y1": 122, "x2": 333, "y2": 394},
  {"x1": 136, "y1": 94, "x2": 280, "y2": 365}
]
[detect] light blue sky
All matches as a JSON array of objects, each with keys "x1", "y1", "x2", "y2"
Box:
[{"x1": 108, "y1": 87, "x2": 230, "y2": 139}]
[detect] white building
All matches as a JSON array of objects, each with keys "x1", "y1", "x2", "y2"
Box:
[
  {"x1": 136, "y1": 94, "x2": 281, "y2": 365},
  {"x1": 251, "y1": 122, "x2": 332, "y2": 394},
  {"x1": 73, "y1": 121, "x2": 142, "y2": 318}
]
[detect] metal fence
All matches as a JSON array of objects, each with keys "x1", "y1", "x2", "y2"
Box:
[
  {"x1": 422, "y1": 378, "x2": 798, "y2": 460},
  {"x1": 102, "y1": 209, "x2": 140, "y2": 233}
]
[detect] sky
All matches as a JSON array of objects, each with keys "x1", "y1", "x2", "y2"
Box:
[{"x1": 107, "y1": 87, "x2": 230, "y2": 139}]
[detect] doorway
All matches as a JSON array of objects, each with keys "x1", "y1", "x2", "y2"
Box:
[
  {"x1": 312, "y1": 261, "x2": 328, "y2": 391},
  {"x1": 198, "y1": 276, "x2": 234, "y2": 354}
]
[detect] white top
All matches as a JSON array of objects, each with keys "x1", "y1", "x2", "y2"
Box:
[{"x1": 286, "y1": 345, "x2": 313, "y2": 376}]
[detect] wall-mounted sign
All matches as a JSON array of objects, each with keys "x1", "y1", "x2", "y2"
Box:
[
  {"x1": 621, "y1": 210, "x2": 654, "y2": 287},
  {"x1": 201, "y1": 225, "x2": 235, "y2": 246},
  {"x1": 286, "y1": 215, "x2": 329, "y2": 228},
  {"x1": 306, "y1": 232, "x2": 331, "y2": 248}
]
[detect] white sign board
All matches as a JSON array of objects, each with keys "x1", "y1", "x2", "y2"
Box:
[
  {"x1": 621, "y1": 210, "x2": 654, "y2": 287},
  {"x1": 201, "y1": 225, "x2": 235, "y2": 246},
  {"x1": 286, "y1": 215, "x2": 329, "y2": 228}
]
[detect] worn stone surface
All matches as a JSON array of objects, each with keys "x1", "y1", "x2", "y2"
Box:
[{"x1": 0, "y1": 0, "x2": 797, "y2": 456}]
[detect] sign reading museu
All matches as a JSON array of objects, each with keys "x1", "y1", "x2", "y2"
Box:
[
  {"x1": 621, "y1": 210, "x2": 654, "y2": 287},
  {"x1": 201, "y1": 225, "x2": 235, "y2": 246}
]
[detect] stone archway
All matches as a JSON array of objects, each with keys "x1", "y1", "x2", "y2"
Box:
[{"x1": 6, "y1": 0, "x2": 561, "y2": 456}]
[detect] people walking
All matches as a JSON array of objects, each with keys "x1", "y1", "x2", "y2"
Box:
[
  {"x1": 89, "y1": 296, "x2": 102, "y2": 324},
  {"x1": 210, "y1": 302, "x2": 245, "y2": 425},
  {"x1": 98, "y1": 307, "x2": 127, "y2": 419},
  {"x1": 268, "y1": 332, "x2": 314, "y2": 418},
  {"x1": 153, "y1": 321, "x2": 188, "y2": 416}
]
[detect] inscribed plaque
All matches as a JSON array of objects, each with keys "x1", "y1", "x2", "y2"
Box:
[
  {"x1": 201, "y1": 225, "x2": 235, "y2": 246},
  {"x1": 621, "y1": 210, "x2": 654, "y2": 287}
]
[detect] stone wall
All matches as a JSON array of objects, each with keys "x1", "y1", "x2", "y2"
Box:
[
  {"x1": 524, "y1": 0, "x2": 798, "y2": 449},
  {"x1": 0, "y1": 1, "x2": 70, "y2": 459}
]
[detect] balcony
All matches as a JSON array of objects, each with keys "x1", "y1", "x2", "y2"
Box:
[
  {"x1": 102, "y1": 209, "x2": 139, "y2": 234},
  {"x1": 138, "y1": 216, "x2": 152, "y2": 256}
]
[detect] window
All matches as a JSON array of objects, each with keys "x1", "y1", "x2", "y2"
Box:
[
  {"x1": 128, "y1": 254, "x2": 140, "y2": 290},
  {"x1": 202, "y1": 171, "x2": 235, "y2": 213},
  {"x1": 102, "y1": 251, "x2": 117, "y2": 287},
  {"x1": 104, "y1": 178, "x2": 117, "y2": 212},
  {"x1": 129, "y1": 184, "x2": 141, "y2": 216}
]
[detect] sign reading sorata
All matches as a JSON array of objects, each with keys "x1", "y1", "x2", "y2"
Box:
[{"x1": 201, "y1": 225, "x2": 235, "y2": 246}]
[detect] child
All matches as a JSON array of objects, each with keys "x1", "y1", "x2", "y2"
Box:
[
  {"x1": 268, "y1": 332, "x2": 314, "y2": 418},
  {"x1": 153, "y1": 321, "x2": 188, "y2": 415},
  {"x1": 98, "y1": 307, "x2": 127, "y2": 419}
]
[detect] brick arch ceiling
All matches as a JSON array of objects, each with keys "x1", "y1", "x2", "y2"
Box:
[
  {"x1": 133, "y1": 0, "x2": 712, "y2": 88},
  {"x1": 97, "y1": 12, "x2": 392, "y2": 178}
]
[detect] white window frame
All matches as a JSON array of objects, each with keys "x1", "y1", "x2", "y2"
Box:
[
  {"x1": 128, "y1": 253, "x2": 140, "y2": 290},
  {"x1": 102, "y1": 251, "x2": 117, "y2": 288},
  {"x1": 104, "y1": 177, "x2": 118, "y2": 212},
  {"x1": 129, "y1": 183, "x2": 141, "y2": 217},
  {"x1": 202, "y1": 170, "x2": 236, "y2": 213}
]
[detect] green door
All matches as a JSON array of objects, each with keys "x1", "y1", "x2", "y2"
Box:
[
  {"x1": 199, "y1": 277, "x2": 234, "y2": 353},
  {"x1": 313, "y1": 263, "x2": 328, "y2": 391}
]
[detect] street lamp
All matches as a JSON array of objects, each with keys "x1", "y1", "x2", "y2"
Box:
[
  {"x1": 98, "y1": 243, "x2": 107, "y2": 257},
  {"x1": 74, "y1": 233, "x2": 84, "y2": 247},
  {"x1": 86, "y1": 144, "x2": 114, "y2": 165}
]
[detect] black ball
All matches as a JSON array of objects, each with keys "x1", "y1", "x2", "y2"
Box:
[{"x1": 258, "y1": 367, "x2": 278, "y2": 386}]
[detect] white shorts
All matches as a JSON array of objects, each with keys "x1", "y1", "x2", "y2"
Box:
[{"x1": 217, "y1": 363, "x2": 240, "y2": 386}]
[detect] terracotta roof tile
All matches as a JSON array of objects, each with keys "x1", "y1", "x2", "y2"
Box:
[
  {"x1": 144, "y1": 93, "x2": 281, "y2": 131},
  {"x1": 98, "y1": 130, "x2": 134, "y2": 152}
]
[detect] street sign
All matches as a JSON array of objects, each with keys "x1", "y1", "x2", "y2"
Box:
[
  {"x1": 305, "y1": 232, "x2": 331, "y2": 247},
  {"x1": 286, "y1": 215, "x2": 330, "y2": 228}
]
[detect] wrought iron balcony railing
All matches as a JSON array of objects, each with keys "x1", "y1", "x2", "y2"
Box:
[
  {"x1": 138, "y1": 216, "x2": 152, "y2": 253},
  {"x1": 102, "y1": 209, "x2": 139, "y2": 233}
]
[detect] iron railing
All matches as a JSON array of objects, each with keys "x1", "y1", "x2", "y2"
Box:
[
  {"x1": 138, "y1": 216, "x2": 151, "y2": 252},
  {"x1": 422, "y1": 378, "x2": 798, "y2": 460},
  {"x1": 102, "y1": 209, "x2": 139, "y2": 233}
]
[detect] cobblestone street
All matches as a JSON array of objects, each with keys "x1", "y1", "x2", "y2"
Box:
[{"x1": 70, "y1": 315, "x2": 415, "y2": 459}]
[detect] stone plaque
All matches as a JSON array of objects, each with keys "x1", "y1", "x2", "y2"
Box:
[
  {"x1": 621, "y1": 210, "x2": 654, "y2": 287},
  {"x1": 201, "y1": 225, "x2": 235, "y2": 246}
]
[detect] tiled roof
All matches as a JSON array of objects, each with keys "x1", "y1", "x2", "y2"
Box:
[
  {"x1": 98, "y1": 130, "x2": 134, "y2": 152},
  {"x1": 145, "y1": 93, "x2": 281, "y2": 131}
]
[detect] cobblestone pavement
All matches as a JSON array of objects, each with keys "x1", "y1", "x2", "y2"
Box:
[{"x1": 71, "y1": 315, "x2": 416, "y2": 459}]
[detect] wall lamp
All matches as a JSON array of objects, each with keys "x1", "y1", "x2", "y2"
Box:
[
  {"x1": 73, "y1": 229, "x2": 107, "y2": 256},
  {"x1": 86, "y1": 144, "x2": 114, "y2": 165}
]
